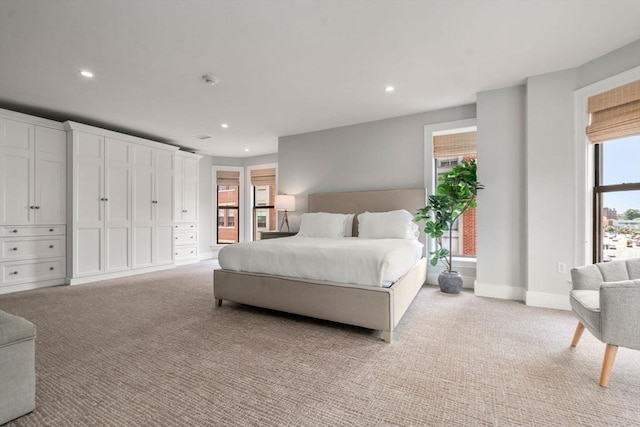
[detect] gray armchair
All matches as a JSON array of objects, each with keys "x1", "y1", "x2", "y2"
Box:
[{"x1": 570, "y1": 258, "x2": 640, "y2": 387}]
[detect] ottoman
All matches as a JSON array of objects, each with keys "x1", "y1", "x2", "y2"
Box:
[{"x1": 0, "y1": 310, "x2": 36, "y2": 425}]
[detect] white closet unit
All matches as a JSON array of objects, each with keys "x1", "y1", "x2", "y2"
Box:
[
  {"x1": 0, "y1": 109, "x2": 67, "y2": 294},
  {"x1": 131, "y1": 145, "x2": 175, "y2": 269},
  {"x1": 65, "y1": 121, "x2": 179, "y2": 285},
  {"x1": 174, "y1": 151, "x2": 201, "y2": 264}
]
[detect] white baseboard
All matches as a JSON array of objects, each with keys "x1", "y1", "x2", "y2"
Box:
[
  {"x1": 0, "y1": 278, "x2": 66, "y2": 295},
  {"x1": 199, "y1": 251, "x2": 215, "y2": 261},
  {"x1": 66, "y1": 264, "x2": 176, "y2": 286},
  {"x1": 526, "y1": 291, "x2": 571, "y2": 311},
  {"x1": 474, "y1": 281, "x2": 526, "y2": 301}
]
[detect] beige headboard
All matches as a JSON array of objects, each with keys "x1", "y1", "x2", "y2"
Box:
[{"x1": 308, "y1": 188, "x2": 427, "y2": 237}]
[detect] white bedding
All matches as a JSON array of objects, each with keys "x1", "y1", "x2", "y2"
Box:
[{"x1": 218, "y1": 236, "x2": 424, "y2": 287}]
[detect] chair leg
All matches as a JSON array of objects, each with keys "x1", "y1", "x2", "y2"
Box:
[
  {"x1": 599, "y1": 344, "x2": 618, "y2": 387},
  {"x1": 571, "y1": 322, "x2": 585, "y2": 347}
]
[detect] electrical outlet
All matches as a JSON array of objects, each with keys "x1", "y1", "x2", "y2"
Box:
[{"x1": 557, "y1": 262, "x2": 567, "y2": 273}]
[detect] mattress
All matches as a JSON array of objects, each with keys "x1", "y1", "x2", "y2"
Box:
[{"x1": 218, "y1": 236, "x2": 424, "y2": 287}]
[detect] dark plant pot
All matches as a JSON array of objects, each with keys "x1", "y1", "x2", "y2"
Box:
[{"x1": 438, "y1": 271, "x2": 463, "y2": 294}]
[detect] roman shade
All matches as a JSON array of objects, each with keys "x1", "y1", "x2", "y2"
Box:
[
  {"x1": 586, "y1": 80, "x2": 640, "y2": 143},
  {"x1": 250, "y1": 168, "x2": 276, "y2": 187},
  {"x1": 433, "y1": 131, "x2": 477, "y2": 158},
  {"x1": 216, "y1": 170, "x2": 240, "y2": 186}
]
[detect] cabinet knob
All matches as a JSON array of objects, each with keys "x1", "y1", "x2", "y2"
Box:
[
  {"x1": 49, "y1": 228, "x2": 54, "y2": 232},
  {"x1": 10, "y1": 247, "x2": 18, "y2": 251},
  {"x1": 49, "y1": 245, "x2": 54, "y2": 249},
  {"x1": 49, "y1": 267, "x2": 54, "y2": 271},
  {"x1": 175, "y1": 253, "x2": 178, "y2": 255},
  {"x1": 190, "y1": 225, "x2": 194, "y2": 228},
  {"x1": 35, "y1": 206, "x2": 40, "y2": 209},
  {"x1": 30, "y1": 206, "x2": 35, "y2": 209},
  {"x1": 190, "y1": 251, "x2": 194, "y2": 254},
  {"x1": 190, "y1": 236, "x2": 194, "y2": 239},
  {"x1": 9, "y1": 271, "x2": 18, "y2": 275},
  {"x1": 104, "y1": 198, "x2": 108, "y2": 202},
  {"x1": 11, "y1": 229, "x2": 18, "y2": 233},
  {"x1": 182, "y1": 210, "x2": 187, "y2": 213},
  {"x1": 175, "y1": 237, "x2": 178, "y2": 239}
]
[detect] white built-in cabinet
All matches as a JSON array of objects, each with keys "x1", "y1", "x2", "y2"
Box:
[
  {"x1": 174, "y1": 151, "x2": 201, "y2": 264},
  {"x1": 65, "y1": 122, "x2": 179, "y2": 285},
  {"x1": 0, "y1": 109, "x2": 67, "y2": 294}
]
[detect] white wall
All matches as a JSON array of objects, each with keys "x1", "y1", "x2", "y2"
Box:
[
  {"x1": 278, "y1": 105, "x2": 476, "y2": 229},
  {"x1": 475, "y1": 85, "x2": 527, "y2": 301}
]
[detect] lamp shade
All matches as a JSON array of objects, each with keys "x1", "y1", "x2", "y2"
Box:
[{"x1": 275, "y1": 194, "x2": 295, "y2": 211}]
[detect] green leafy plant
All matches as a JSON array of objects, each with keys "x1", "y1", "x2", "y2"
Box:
[{"x1": 414, "y1": 159, "x2": 484, "y2": 272}]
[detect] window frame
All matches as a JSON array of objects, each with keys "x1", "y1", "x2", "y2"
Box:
[{"x1": 212, "y1": 165, "x2": 245, "y2": 246}]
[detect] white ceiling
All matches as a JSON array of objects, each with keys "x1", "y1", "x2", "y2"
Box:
[{"x1": 1, "y1": 0, "x2": 639, "y2": 157}]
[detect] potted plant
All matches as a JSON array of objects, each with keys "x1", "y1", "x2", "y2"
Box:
[{"x1": 414, "y1": 159, "x2": 484, "y2": 294}]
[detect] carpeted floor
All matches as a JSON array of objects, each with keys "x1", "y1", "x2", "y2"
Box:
[{"x1": 0, "y1": 260, "x2": 638, "y2": 426}]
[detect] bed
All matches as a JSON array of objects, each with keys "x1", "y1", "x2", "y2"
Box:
[{"x1": 213, "y1": 188, "x2": 428, "y2": 342}]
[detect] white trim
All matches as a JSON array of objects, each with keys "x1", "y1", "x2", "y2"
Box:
[
  {"x1": 198, "y1": 250, "x2": 215, "y2": 261},
  {"x1": 0, "y1": 278, "x2": 66, "y2": 295},
  {"x1": 525, "y1": 291, "x2": 571, "y2": 311},
  {"x1": 212, "y1": 165, "x2": 245, "y2": 243},
  {"x1": 245, "y1": 162, "x2": 278, "y2": 241},
  {"x1": 573, "y1": 66, "x2": 640, "y2": 267},
  {"x1": 0, "y1": 108, "x2": 65, "y2": 130},
  {"x1": 474, "y1": 281, "x2": 526, "y2": 301},
  {"x1": 66, "y1": 264, "x2": 175, "y2": 285}
]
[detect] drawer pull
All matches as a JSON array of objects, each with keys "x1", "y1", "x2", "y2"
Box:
[
  {"x1": 30, "y1": 206, "x2": 36, "y2": 209},
  {"x1": 9, "y1": 271, "x2": 18, "y2": 275},
  {"x1": 49, "y1": 245, "x2": 54, "y2": 249},
  {"x1": 182, "y1": 210, "x2": 187, "y2": 213},
  {"x1": 190, "y1": 225, "x2": 194, "y2": 228},
  {"x1": 35, "y1": 206, "x2": 40, "y2": 209},
  {"x1": 11, "y1": 229, "x2": 18, "y2": 233},
  {"x1": 175, "y1": 237, "x2": 178, "y2": 240},
  {"x1": 10, "y1": 247, "x2": 18, "y2": 251},
  {"x1": 49, "y1": 228, "x2": 54, "y2": 232},
  {"x1": 49, "y1": 267, "x2": 54, "y2": 271},
  {"x1": 175, "y1": 253, "x2": 178, "y2": 255},
  {"x1": 190, "y1": 236, "x2": 194, "y2": 239},
  {"x1": 190, "y1": 251, "x2": 194, "y2": 254}
]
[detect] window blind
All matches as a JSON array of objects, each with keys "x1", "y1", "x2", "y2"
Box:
[
  {"x1": 433, "y1": 131, "x2": 477, "y2": 158},
  {"x1": 250, "y1": 168, "x2": 276, "y2": 187},
  {"x1": 586, "y1": 80, "x2": 640, "y2": 143},
  {"x1": 216, "y1": 170, "x2": 240, "y2": 186}
]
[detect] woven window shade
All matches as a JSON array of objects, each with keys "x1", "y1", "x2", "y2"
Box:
[
  {"x1": 586, "y1": 80, "x2": 640, "y2": 143},
  {"x1": 216, "y1": 170, "x2": 240, "y2": 186},
  {"x1": 250, "y1": 168, "x2": 276, "y2": 187},
  {"x1": 433, "y1": 131, "x2": 477, "y2": 158}
]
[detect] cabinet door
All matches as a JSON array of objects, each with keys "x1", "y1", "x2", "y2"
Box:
[
  {"x1": 104, "y1": 138, "x2": 131, "y2": 272},
  {"x1": 0, "y1": 119, "x2": 35, "y2": 225},
  {"x1": 154, "y1": 151, "x2": 174, "y2": 264},
  {"x1": 131, "y1": 146, "x2": 154, "y2": 268},
  {"x1": 183, "y1": 157, "x2": 199, "y2": 222},
  {"x1": 73, "y1": 131, "x2": 104, "y2": 276},
  {"x1": 34, "y1": 127, "x2": 66, "y2": 224}
]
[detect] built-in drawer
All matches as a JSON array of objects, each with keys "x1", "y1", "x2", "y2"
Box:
[
  {"x1": 174, "y1": 223, "x2": 197, "y2": 231},
  {"x1": 175, "y1": 245, "x2": 198, "y2": 260},
  {"x1": 1, "y1": 235, "x2": 66, "y2": 261},
  {"x1": 1, "y1": 257, "x2": 66, "y2": 286},
  {"x1": 1, "y1": 225, "x2": 66, "y2": 237},
  {"x1": 175, "y1": 231, "x2": 197, "y2": 244}
]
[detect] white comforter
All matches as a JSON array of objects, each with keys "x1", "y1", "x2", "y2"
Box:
[{"x1": 218, "y1": 236, "x2": 424, "y2": 287}]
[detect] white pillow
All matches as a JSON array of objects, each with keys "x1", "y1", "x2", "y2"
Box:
[
  {"x1": 298, "y1": 213, "x2": 349, "y2": 238},
  {"x1": 344, "y1": 214, "x2": 355, "y2": 237},
  {"x1": 357, "y1": 210, "x2": 419, "y2": 240}
]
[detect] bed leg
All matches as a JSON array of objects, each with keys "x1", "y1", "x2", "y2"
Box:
[
  {"x1": 215, "y1": 298, "x2": 222, "y2": 307},
  {"x1": 382, "y1": 330, "x2": 392, "y2": 343}
]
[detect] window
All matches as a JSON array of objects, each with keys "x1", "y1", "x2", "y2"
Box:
[
  {"x1": 587, "y1": 80, "x2": 640, "y2": 262},
  {"x1": 250, "y1": 167, "x2": 277, "y2": 240},
  {"x1": 216, "y1": 169, "x2": 240, "y2": 244},
  {"x1": 433, "y1": 130, "x2": 478, "y2": 257},
  {"x1": 593, "y1": 136, "x2": 640, "y2": 261}
]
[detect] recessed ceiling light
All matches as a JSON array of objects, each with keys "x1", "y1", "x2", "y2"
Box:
[
  {"x1": 202, "y1": 75, "x2": 220, "y2": 86},
  {"x1": 221, "y1": 123, "x2": 229, "y2": 128},
  {"x1": 385, "y1": 86, "x2": 395, "y2": 92},
  {"x1": 80, "y1": 70, "x2": 94, "y2": 78},
  {"x1": 244, "y1": 148, "x2": 250, "y2": 152}
]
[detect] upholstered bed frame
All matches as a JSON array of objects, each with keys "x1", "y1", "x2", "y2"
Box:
[{"x1": 213, "y1": 188, "x2": 428, "y2": 342}]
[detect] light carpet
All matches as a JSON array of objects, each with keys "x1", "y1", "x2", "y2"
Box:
[{"x1": 0, "y1": 260, "x2": 638, "y2": 426}]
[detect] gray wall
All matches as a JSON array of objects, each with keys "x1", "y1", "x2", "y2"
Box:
[
  {"x1": 278, "y1": 105, "x2": 476, "y2": 229},
  {"x1": 475, "y1": 85, "x2": 527, "y2": 300}
]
